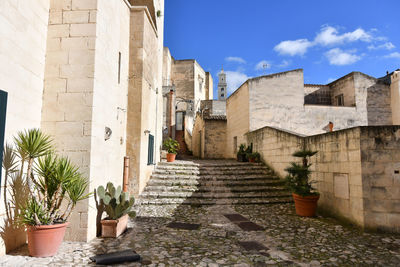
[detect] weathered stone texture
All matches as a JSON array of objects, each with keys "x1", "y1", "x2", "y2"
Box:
[{"x1": 247, "y1": 125, "x2": 400, "y2": 232}]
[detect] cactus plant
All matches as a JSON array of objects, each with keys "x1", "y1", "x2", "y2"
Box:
[{"x1": 96, "y1": 182, "x2": 136, "y2": 220}]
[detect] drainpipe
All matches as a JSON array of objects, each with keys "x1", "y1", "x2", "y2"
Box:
[
  {"x1": 123, "y1": 156, "x2": 130, "y2": 192},
  {"x1": 154, "y1": 87, "x2": 159, "y2": 165}
]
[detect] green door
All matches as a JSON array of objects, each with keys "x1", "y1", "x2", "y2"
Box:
[{"x1": 0, "y1": 90, "x2": 8, "y2": 196}]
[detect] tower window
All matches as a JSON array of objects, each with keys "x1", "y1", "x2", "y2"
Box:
[
  {"x1": 221, "y1": 88, "x2": 224, "y2": 91},
  {"x1": 221, "y1": 93, "x2": 224, "y2": 97}
]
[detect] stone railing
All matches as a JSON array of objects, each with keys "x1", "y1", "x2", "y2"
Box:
[{"x1": 246, "y1": 125, "x2": 400, "y2": 232}]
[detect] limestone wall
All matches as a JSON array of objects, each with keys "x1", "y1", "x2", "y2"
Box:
[
  {"x1": 86, "y1": 0, "x2": 131, "y2": 241},
  {"x1": 41, "y1": 0, "x2": 98, "y2": 242},
  {"x1": 360, "y1": 127, "x2": 400, "y2": 232},
  {"x1": 205, "y1": 72, "x2": 213, "y2": 100},
  {"x1": 203, "y1": 119, "x2": 227, "y2": 159},
  {"x1": 226, "y1": 83, "x2": 249, "y2": 158},
  {"x1": 0, "y1": 0, "x2": 50, "y2": 255},
  {"x1": 391, "y1": 71, "x2": 400, "y2": 124},
  {"x1": 192, "y1": 115, "x2": 205, "y2": 158},
  {"x1": 247, "y1": 125, "x2": 400, "y2": 232},
  {"x1": 329, "y1": 74, "x2": 356, "y2": 106},
  {"x1": 127, "y1": 3, "x2": 164, "y2": 196}
]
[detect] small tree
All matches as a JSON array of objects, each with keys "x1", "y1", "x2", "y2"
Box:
[{"x1": 285, "y1": 149, "x2": 319, "y2": 196}]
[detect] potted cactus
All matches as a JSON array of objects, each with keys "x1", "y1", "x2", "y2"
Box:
[
  {"x1": 247, "y1": 152, "x2": 261, "y2": 163},
  {"x1": 96, "y1": 183, "x2": 136, "y2": 237},
  {"x1": 163, "y1": 138, "x2": 180, "y2": 162}
]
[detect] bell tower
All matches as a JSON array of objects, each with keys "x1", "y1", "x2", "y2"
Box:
[{"x1": 217, "y1": 67, "x2": 227, "y2": 100}]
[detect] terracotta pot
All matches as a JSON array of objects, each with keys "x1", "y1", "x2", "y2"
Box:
[
  {"x1": 166, "y1": 153, "x2": 176, "y2": 162},
  {"x1": 249, "y1": 158, "x2": 256, "y2": 163},
  {"x1": 101, "y1": 214, "x2": 129, "y2": 238},
  {"x1": 292, "y1": 193, "x2": 320, "y2": 217},
  {"x1": 27, "y1": 222, "x2": 69, "y2": 257}
]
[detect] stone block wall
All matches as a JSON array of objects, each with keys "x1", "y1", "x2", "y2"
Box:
[
  {"x1": 390, "y1": 71, "x2": 400, "y2": 124},
  {"x1": 0, "y1": 0, "x2": 50, "y2": 255},
  {"x1": 41, "y1": 0, "x2": 98, "y2": 242},
  {"x1": 203, "y1": 119, "x2": 227, "y2": 159},
  {"x1": 226, "y1": 83, "x2": 249, "y2": 158},
  {"x1": 247, "y1": 125, "x2": 400, "y2": 232},
  {"x1": 360, "y1": 126, "x2": 400, "y2": 232},
  {"x1": 329, "y1": 73, "x2": 356, "y2": 106}
]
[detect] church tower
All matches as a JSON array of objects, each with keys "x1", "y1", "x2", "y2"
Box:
[{"x1": 217, "y1": 67, "x2": 227, "y2": 100}]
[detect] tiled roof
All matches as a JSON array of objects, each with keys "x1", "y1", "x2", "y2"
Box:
[{"x1": 203, "y1": 114, "x2": 227, "y2": 120}]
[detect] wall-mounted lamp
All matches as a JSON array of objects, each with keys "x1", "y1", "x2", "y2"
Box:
[{"x1": 144, "y1": 130, "x2": 151, "y2": 135}]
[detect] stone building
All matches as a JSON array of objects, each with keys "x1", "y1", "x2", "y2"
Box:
[
  {"x1": 0, "y1": 0, "x2": 166, "y2": 255},
  {"x1": 161, "y1": 49, "x2": 213, "y2": 154},
  {"x1": 192, "y1": 100, "x2": 227, "y2": 158},
  {"x1": 225, "y1": 68, "x2": 399, "y2": 158}
]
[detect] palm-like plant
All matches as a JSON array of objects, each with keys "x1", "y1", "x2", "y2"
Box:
[
  {"x1": 14, "y1": 129, "x2": 53, "y2": 191},
  {"x1": 9, "y1": 129, "x2": 92, "y2": 226},
  {"x1": 285, "y1": 149, "x2": 319, "y2": 196}
]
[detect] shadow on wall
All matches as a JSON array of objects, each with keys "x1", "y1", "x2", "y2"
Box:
[{"x1": 1, "y1": 144, "x2": 29, "y2": 253}]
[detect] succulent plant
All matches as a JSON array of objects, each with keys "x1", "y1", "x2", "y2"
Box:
[{"x1": 96, "y1": 182, "x2": 136, "y2": 220}]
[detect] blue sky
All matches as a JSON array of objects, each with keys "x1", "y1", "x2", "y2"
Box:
[{"x1": 164, "y1": 0, "x2": 400, "y2": 98}]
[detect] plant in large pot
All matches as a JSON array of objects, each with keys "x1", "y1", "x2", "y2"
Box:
[
  {"x1": 96, "y1": 183, "x2": 136, "y2": 238},
  {"x1": 163, "y1": 138, "x2": 179, "y2": 162},
  {"x1": 15, "y1": 129, "x2": 91, "y2": 257},
  {"x1": 285, "y1": 149, "x2": 319, "y2": 217},
  {"x1": 247, "y1": 152, "x2": 261, "y2": 163},
  {"x1": 236, "y1": 144, "x2": 247, "y2": 162}
]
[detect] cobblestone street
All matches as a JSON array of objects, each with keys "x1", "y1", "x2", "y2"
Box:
[{"x1": 1, "y1": 203, "x2": 399, "y2": 266}]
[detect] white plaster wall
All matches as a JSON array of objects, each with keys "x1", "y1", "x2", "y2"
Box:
[
  {"x1": 87, "y1": 0, "x2": 130, "y2": 241},
  {"x1": 0, "y1": 0, "x2": 50, "y2": 255}
]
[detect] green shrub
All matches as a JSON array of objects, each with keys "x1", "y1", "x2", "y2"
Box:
[{"x1": 163, "y1": 138, "x2": 180, "y2": 154}]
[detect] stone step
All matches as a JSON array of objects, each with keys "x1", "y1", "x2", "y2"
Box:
[
  {"x1": 149, "y1": 173, "x2": 278, "y2": 181},
  {"x1": 146, "y1": 178, "x2": 284, "y2": 187},
  {"x1": 137, "y1": 196, "x2": 293, "y2": 205},
  {"x1": 143, "y1": 185, "x2": 287, "y2": 193},
  {"x1": 153, "y1": 169, "x2": 271, "y2": 176},
  {"x1": 156, "y1": 165, "x2": 271, "y2": 172},
  {"x1": 157, "y1": 161, "x2": 264, "y2": 168},
  {"x1": 140, "y1": 190, "x2": 291, "y2": 199}
]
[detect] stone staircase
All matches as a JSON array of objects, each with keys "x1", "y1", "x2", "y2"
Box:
[{"x1": 137, "y1": 160, "x2": 292, "y2": 206}]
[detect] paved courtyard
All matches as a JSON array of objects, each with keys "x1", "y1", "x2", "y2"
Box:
[{"x1": 1, "y1": 202, "x2": 399, "y2": 266}]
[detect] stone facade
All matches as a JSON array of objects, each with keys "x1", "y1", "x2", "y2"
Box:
[
  {"x1": 162, "y1": 55, "x2": 211, "y2": 154},
  {"x1": 0, "y1": 0, "x2": 51, "y2": 254},
  {"x1": 192, "y1": 100, "x2": 227, "y2": 159},
  {"x1": 246, "y1": 125, "x2": 400, "y2": 232},
  {"x1": 0, "y1": 0, "x2": 166, "y2": 255},
  {"x1": 226, "y1": 69, "x2": 397, "y2": 158}
]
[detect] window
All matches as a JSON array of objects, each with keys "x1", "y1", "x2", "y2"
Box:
[
  {"x1": 147, "y1": 134, "x2": 154, "y2": 165},
  {"x1": 335, "y1": 94, "x2": 344, "y2": 106},
  {"x1": 118, "y1": 52, "x2": 121, "y2": 84},
  {"x1": 221, "y1": 87, "x2": 224, "y2": 92},
  {"x1": 221, "y1": 93, "x2": 224, "y2": 97}
]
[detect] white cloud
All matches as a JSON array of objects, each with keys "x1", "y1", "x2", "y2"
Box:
[
  {"x1": 274, "y1": 39, "x2": 314, "y2": 56},
  {"x1": 384, "y1": 52, "x2": 400, "y2": 59},
  {"x1": 225, "y1": 56, "x2": 246, "y2": 64},
  {"x1": 278, "y1": 60, "x2": 291, "y2": 68},
  {"x1": 315, "y1": 26, "x2": 372, "y2": 46},
  {"x1": 255, "y1": 60, "x2": 272, "y2": 71},
  {"x1": 220, "y1": 70, "x2": 250, "y2": 94},
  {"x1": 368, "y1": 42, "x2": 395, "y2": 50},
  {"x1": 326, "y1": 78, "x2": 335, "y2": 83},
  {"x1": 325, "y1": 48, "x2": 361, "y2": 65}
]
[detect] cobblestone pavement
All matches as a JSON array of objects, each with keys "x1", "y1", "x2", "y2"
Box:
[{"x1": 1, "y1": 203, "x2": 400, "y2": 266}]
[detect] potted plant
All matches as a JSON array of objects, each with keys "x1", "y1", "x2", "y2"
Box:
[
  {"x1": 96, "y1": 183, "x2": 136, "y2": 238},
  {"x1": 163, "y1": 138, "x2": 179, "y2": 162},
  {"x1": 236, "y1": 144, "x2": 246, "y2": 162},
  {"x1": 15, "y1": 129, "x2": 91, "y2": 257},
  {"x1": 285, "y1": 149, "x2": 319, "y2": 217},
  {"x1": 247, "y1": 152, "x2": 260, "y2": 163}
]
